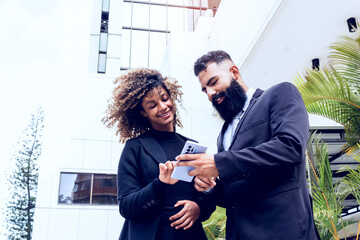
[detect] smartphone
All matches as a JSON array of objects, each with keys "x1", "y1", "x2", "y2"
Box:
[{"x1": 171, "y1": 140, "x2": 207, "y2": 182}]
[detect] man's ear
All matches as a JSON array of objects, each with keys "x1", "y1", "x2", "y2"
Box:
[
  {"x1": 230, "y1": 65, "x2": 240, "y2": 80},
  {"x1": 140, "y1": 111, "x2": 147, "y2": 117}
]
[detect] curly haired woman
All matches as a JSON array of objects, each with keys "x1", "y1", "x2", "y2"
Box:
[{"x1": 103, "y1": 68, "x2": 215, "y2": 240}]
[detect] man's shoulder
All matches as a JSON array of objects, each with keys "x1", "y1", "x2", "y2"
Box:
[{"x1": 267, "y1": 82, "x2": 296, "y2": 92}]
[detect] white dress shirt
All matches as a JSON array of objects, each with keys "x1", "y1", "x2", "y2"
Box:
[{"x1": 223, "y1": 87, "x2": 255, "y2": 151}]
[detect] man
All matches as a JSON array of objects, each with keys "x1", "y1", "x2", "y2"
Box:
[{"x1": 176, "y1": 50, "x2": 319, "y2": 239}]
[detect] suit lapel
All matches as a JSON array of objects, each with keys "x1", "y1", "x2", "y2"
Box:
[
  {"x1": 217, "y1": 122, "x2": 229, "y2": 152},
  {"x1": 138, "y1": 133, "x2": 168, "y2": 164},
  {"x1": 229, "y1": 88, "x2": 264, "y2": 149}
]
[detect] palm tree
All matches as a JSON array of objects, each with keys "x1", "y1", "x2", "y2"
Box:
[
  {"x1": 295, "y1": 32, "x2": 360, "y2": 239},
  {"x1": 307, "y1": 132, "x2": 354, "y2": 240},
  {"x1": 294, "y1": 34, "x2": 360, "y2": 151}
]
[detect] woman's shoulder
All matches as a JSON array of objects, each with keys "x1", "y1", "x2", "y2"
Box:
[
  {"x1": 124, "y1": 131, "x2": 153, "y2": 147},
  {"x1": 175, "y1": 132, "x2": 197, "y2": 143}
]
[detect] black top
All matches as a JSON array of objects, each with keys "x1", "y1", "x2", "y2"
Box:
[{"x1": 150, "y1": 129, "x2": 196, "y2": 207}]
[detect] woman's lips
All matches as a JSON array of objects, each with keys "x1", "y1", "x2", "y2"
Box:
[{"x1": 158, "y1": 110, "x2": 171, "y2": 119}]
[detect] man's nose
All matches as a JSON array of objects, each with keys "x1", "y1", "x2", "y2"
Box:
[{"x1": 207, "y1": 88, "x2": 216, "y2": 101}]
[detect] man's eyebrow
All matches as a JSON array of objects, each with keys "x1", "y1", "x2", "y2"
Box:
[{"x1": 201, "y1": 76, "x2": 217, "y2": 92}]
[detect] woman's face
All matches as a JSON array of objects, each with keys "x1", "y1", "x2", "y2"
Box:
[{"x1": 141, "y1": 87, "x2": 174, "y2": 132}]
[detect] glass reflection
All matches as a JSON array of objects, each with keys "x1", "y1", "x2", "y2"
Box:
[
  {"x1": 59, "y1": 173, "x2": 91, "y2": 204},
  {"x1": 58, "y1": 173, "x2": 117, "y2": 205},
  {"x1": 92, "y1": 174, "x2": 117, "y2": 205}
]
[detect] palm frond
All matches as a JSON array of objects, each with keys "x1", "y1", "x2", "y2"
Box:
[
  {"x1": 309, "y1": 133, "x2": 346, "y2": 240},
  {"x1": 294, "y1": 68, "x2": 360, "y2": 127},
  {"x1": 329, "y1": 35, "x2": 360, "y2": 90}
]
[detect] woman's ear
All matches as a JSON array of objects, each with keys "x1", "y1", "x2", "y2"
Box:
[{"x1": 140, "y1": 110, "x2": 147, "y2": 117}]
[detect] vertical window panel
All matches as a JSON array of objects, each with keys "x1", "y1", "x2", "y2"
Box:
[
  {"x1": 150, "y1": 5, "x2": 167, "y2": 30},
  {"x1": 121, "y1": 29, "x2": 131, "y2": 69},
  {"x1": 149, "y1": 32, "x2": 167, "y2": 69},
  {"x1": 122, "y1": 2, "x2": 133, "y2": 27},
  {"x1": 99, "y1": 32, "x2": 108, "y2": 52},
  {"x1": 131, "y1": 30, "x2": 149, "y2": 68},
  {"x1": 132, "y1": 3, "x2": 150, "y2": 29},
  {"x1": 102, "y1": 0, "x2": 110, "y2": 12},
  {"x1": 168, "y1": 7, "x2": 185, "y2": 31},
  {"x1": 98, "y1": 53, "x2": 107, "y2": 73}
]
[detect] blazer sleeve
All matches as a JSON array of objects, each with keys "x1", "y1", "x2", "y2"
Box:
[
  {"x1": 117, "y1": 139, "x2": 169, "y2": 220},
  {"x1": 215, "y1": 82, "x2": 309, "y2": 182},
  {"x1": 192, "y1": 190, "x2": 216, "y2": 222}
]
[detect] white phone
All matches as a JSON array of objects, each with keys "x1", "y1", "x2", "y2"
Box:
[{"x1": 171, "y1": 140, "x2": 208, "y2": 182}]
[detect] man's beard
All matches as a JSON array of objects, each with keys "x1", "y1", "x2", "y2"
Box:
[{"x1": 212, "y1": 79, "x2": 247, "y2": 122}]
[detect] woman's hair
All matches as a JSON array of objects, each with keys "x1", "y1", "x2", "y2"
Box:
[{"x1": 102, "y1": 68, "x2": 183, "y2": 142}]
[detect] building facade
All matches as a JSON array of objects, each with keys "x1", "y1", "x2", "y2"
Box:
[{"x1": 32, "y1": 0, "x2": 360, "y2": 239}]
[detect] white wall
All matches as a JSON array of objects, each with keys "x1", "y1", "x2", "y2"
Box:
[
  {"x1": 33, "y1": 0, "x2": 123, "y2": 238},
  {"x1": 33, "y1": 0, "x2": 360, "y2": 239}
]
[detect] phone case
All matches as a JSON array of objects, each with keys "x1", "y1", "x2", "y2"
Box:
[{"x1": 171, "y1": 141, "x2": 208, "y2": 182}]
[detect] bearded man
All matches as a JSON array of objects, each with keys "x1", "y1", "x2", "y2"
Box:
[{"x1": 176, "y1": 50, "x2": 320, "y2": 240}]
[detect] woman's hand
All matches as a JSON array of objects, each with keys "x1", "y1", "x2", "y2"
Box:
[
  {"x1": 159, "y1": 161, "x2": 178, "y2": 185},
  {"x1": 169, "y1": 200, "x2": 200, "y2": 230}
]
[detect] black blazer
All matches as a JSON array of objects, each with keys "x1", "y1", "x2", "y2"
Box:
[
  {"x1": 213, "y1": 82, "x2": 319, "y2": 240},
  {"x1": 117, "y1": 131, "x2": 215, "y2": 240}
]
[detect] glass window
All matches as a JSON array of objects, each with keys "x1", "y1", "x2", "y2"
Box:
[
  {"x1": 149, "y1": 32, "x2": 167, "y2": 69},
  {"x1": 168, "y1": 7, "x2": 185, "y2": 31},
  {"x1": 121, "y1": 29, "x2": 131, "y2": 69},
  {"x1": 102, "y1": 0, "x2": 110, "y2": 12},
  {"x1": 99, "y1": 32, "x2": 108, "y2": 52},
  {"x1": 92, "y1": 174, "x2": 117, "y2": 205},
  {"x1": 122, "y1": 2, "x2": 133, "y2": 27},
  {"x1": 131, "y1": 30, "x2": 149, "y2": 68},
  {"x1": 98, "y1": 53, "x2": 107, "y2": 73},
  {"x1": 132, "y1": 3, "x2": 150, "y2": 29},
  {"x1": 150, "y1": 5, "x2": 167, "y2": 30},
  {"x1": 58, "y1": 173, "x2": 117, "y2": 205},
  {"x1": 59, "y1": 173, "x2": 91, "y2": 204}
]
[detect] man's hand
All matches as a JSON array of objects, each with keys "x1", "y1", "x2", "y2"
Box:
[
  {"x1": 194, "y1": 175, "x2": 216, "y2": 192},
  {"x1": 175, "y1": 153, "x2": 219, "y2": 178}
]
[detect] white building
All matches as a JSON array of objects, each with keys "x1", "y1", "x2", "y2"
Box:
[{"x1": 32, "y1": 0, "x2": 360, "y2": 239}]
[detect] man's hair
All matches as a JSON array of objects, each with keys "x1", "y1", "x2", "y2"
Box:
[
  {"x1": 193, "y1": 50, "x2": 233, "y2": 76},
  {"x1": 102, "y1": 68, "x2": 183, "y2": 142}
]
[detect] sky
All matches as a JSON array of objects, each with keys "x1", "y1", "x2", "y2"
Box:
[{"x1": 0, "y1": 0, "x2": 91, "y2": 237}]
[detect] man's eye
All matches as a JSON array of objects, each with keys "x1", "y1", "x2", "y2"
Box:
[{"x1": 211, "y1": 80, "x2": 217, "y2": 86}]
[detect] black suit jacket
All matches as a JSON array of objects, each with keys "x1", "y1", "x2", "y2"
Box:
[
  {"x1": 213, "y1": 82, "x2": 319, "y2": 240},
  {"x1": 117, "y1": 131, "x2": 215, "y2": 240}
]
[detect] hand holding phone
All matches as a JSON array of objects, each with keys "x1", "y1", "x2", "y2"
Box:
[{"x1": 171, "y1": 141, "x2": 207, "y2": 182}]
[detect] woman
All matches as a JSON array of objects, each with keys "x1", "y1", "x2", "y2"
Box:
[{"x1": 102, "y1": 68, "x2": 215, "y2": 240}]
